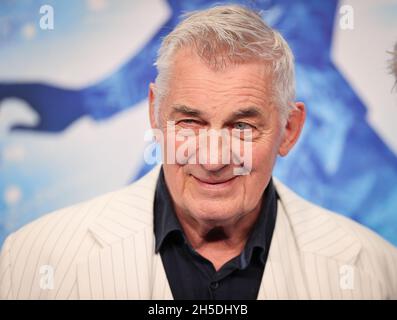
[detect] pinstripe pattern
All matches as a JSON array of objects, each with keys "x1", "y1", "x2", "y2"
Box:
[{"x1": 1, "y1": 165, "x2": 396, "y2": 299}]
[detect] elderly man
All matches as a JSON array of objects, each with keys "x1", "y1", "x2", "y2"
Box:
[{"x1": 1, "y1": 5, "x2": 396, "y2": 300}]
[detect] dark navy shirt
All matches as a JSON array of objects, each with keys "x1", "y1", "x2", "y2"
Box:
[{"x1": 154, "y1": 167, "x2": 278, "y2": 300}]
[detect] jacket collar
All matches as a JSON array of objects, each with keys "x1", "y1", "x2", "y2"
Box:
[{"x1": 273, "y1": 179, "x2": 361, "y2": 264}]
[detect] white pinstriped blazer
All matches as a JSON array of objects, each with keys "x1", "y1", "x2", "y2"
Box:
[{"x1": 1, "y1": 165, "x2": 397, "y2": 299}]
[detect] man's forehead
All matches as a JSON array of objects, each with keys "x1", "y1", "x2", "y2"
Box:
[{"x1": 162, "y1": 48, "x2": 276, "y2": 119}]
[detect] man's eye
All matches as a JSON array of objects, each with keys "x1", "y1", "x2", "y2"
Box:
[
  {"x1": 178, "y1": 119, "x2": 200, "y2": 125},
  {"x1": 233, "y1": 122, "x2": 252, "y2": 130},
  {"x1": 182, "y1": 119, "x2": 198, "y2": 124}
]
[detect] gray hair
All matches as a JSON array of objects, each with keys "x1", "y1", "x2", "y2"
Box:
[{"x1": 154, "y1": 5, "x2": 296, "y2": 124}]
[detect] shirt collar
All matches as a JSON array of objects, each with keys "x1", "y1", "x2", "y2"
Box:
[
  {"x1": 153, "y1": 166, "x2": 278, "y2": 266},
  {"x1": 154, "y1": 167, "x2": 184, "y2": 253},
  {"x1": 240, "y1": 177, "x2": 278, "y2": 266}
]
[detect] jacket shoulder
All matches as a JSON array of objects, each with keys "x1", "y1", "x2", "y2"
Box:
[
  {"x1": 275, "y1": 178, "x2": 397, "y2": 296},
  {"x1": 9, "y1": 189, "x2": 117, "y2": 244},
  {"x1": 4, "y1": 165, "x2": 160, "y2": 248}
]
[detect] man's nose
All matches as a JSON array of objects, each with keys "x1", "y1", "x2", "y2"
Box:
[
  {"x1": 197, "y1": 131, "x2": 230, "y2": 172},
  {"x1": 200, "y1": 162, "x2": 228, "y2": 172}
]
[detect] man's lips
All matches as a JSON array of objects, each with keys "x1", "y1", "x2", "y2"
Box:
[{"x1": 191, "y1": 175, "x2": 237, "y2": 185}]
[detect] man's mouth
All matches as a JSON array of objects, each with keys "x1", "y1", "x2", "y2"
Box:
[{"x1": 191, "y1": 175, "x2": 238, "y2": 189}]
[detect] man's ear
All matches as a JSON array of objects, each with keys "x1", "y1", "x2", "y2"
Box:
[
  {"x1": 278, "y1": 102, "x2": 306, "y2": 157},
  {"x1": 148, "y1": 83, "x2": 158, "y2": 129}
]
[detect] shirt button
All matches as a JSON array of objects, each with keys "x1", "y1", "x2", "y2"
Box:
[{"x1": 210, "y1": 281, "x2": 219, "y2": 290}]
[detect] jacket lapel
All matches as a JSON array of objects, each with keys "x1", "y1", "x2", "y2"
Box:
[
  {"x1": 151, "y1": 249, "x2": 173, "y2": 299},
  {"x1": 257, "y1": 196, "x2": 310, "y2": 299},
  {"x1": 77, "y1": 231, "x2": 153, "y2": 299},
  {"x1": 257, "y1": 179, "x2": 362, "y2": 299},
  {"x1": 274, "y1": 179, "x2": 361, "y2": 264},
  {"x1": 77, "y1": 165, "x2": 172, "y2": 299}
]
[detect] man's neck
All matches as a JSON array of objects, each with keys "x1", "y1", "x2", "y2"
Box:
[{"x1": 174, "y1": 203, "x2": 262, "y2": 271}]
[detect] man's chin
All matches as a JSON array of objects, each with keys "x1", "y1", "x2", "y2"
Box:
[{"x1": 188, "y1": 204, "x2": 241, "y2": 225}]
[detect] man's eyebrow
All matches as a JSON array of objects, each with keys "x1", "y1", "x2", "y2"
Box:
[
  {"x1": 170, "y1": 104, "x2": 203, "y2": 117},
  {"x1": 170, "y1": 105, "x2": 264, "y2": 121}
]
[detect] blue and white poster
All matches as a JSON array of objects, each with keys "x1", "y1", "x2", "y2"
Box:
[{"x1": 1, "y1": 0, "x2": 396, "y2": 246}]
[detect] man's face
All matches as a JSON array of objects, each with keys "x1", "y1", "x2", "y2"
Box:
[{"x1": 149, "y1": 48, "x2": 297, "y2": 225}]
